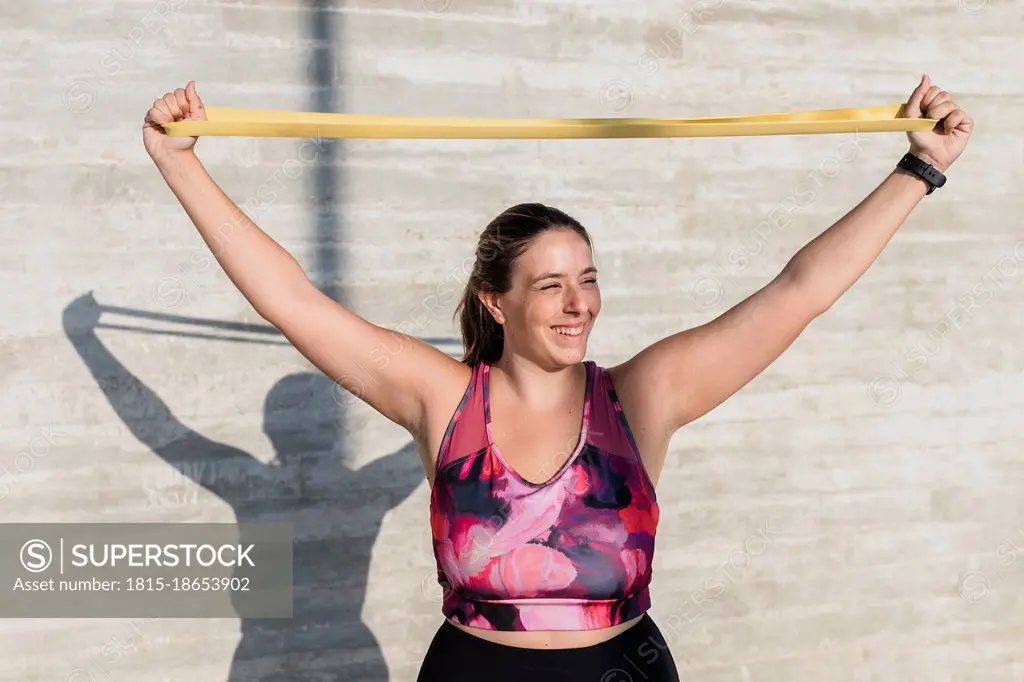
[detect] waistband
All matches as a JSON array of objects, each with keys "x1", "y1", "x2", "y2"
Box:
[
  {"x1": 443, "y1": 588, "x2": 652, "y2": 632},
  {"x1": 441, "y1": 612, "x2": 653, "y2": 658},
  {"x1": 418, "y1": 612, "x2": 679, "y2": 681}
]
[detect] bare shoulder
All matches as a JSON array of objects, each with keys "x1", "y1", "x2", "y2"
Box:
[
  {"x1": 414, "y1": 352, "x2": 474, "y2": 478},
  {"x1": 605, "y1": 357, "x2": 674, "y2": 486}
]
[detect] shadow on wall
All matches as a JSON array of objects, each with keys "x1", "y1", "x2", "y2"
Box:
[
  {"x1": 61, "y1": 1, "x2": 456, "y2": 678},
  {"x1": 63, "y1": 292, "x2": 459, "y2": 681}
]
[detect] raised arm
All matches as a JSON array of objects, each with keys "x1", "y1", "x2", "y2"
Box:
[
  {"x1": 143, "y1": 82, "x2": 466, "y2": 440},
  {"x1": 611, "y1": 75, "x2": 973, "y2": 466}
]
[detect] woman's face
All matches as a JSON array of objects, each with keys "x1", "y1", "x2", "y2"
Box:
[{"x1": 487, "y1": 228, "x2": 601, "y2": 367}]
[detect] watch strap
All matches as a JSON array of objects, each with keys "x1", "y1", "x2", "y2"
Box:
[{"x1": 897, "y1": 152, "x2": 946, "y2": 194}]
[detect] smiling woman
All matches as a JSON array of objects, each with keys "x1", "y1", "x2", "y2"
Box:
[
  {"x1": 415, "y1": 204, "x2": 677, "y2": 680},
  {"x1": 139, "y1": 73, "x2": 974, "y2": 682}
]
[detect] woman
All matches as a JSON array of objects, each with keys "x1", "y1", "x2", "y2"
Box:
[{"x1": 143, "y1": 75, "x2": 971, "y2": 681}]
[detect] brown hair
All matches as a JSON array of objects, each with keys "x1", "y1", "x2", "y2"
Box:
[{"x1": 454, "y1": 203, "x2": 592, "y2": 366}]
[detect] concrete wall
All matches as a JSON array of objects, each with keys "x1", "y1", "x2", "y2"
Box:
[{"x1": 3, "y1": 0, "x2": 1022, "y2": 680}]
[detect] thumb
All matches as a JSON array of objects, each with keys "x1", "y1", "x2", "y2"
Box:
[
  {"x1": 184, "y1": 80, "x2": 206, "y2": 120},
  {"x1": 904, "y1": 73, "x2": 930, "y2": 118}
]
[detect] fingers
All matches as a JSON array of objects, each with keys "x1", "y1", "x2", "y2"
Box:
[
  {"x1": 921, "y1": 85, "x2": 947, "y2": 111},
  {"x1": 150, "y1": 96, "x2": 171, "y2": 118},
  {"x1": 916, "y1": 80, "x2": 968, "y2": 134},
  {"x1": 941, "y1": 109, "x2": 968, "y2": 134},
  {"x1": 173, "y1": 87, "x2": 188, "y2": 117},
  {"x1": 907, "y1": 74, "x2": 968, "y2": 134},
  {"x1": 927, "y1": 90, "x2": 954, "y2": 108},
  {"x1": 905, "y1": 73, "x2": 931, "y2": 118},
  {"x1": 163, "y1": 92, "x2": 184, "y2": 119},
  {"x1": 184, "y1": 80, "x2": 205, "y2": 118},
  {"x1": 957, "y1": 110, "x2": 974, "y2": 134},
  {"x1": 927, "y1": 100, "x2": 959, "y2": 128},
  {"x1": 144, "y1": 81, "x2": 201, "y2": 132},
  {"x1": 145, "y1": 99, "x2": 172, "y2": 127},
  {"x1": 943, "y1": 108, "x2": 974, "y2": 135}
]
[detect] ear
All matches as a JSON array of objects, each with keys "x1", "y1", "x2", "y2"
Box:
[{"x1": 476, "y1": 290, "x2": 505, "y2": 324}]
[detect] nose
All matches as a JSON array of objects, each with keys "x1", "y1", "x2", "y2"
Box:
[{"x1": 563, "y1": 283, "x2": 585, "y2": 314}]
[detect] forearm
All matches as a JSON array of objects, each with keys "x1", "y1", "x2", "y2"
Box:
[
  {"x1": 154, "y1": 151, "x2": 310, "y2": 318},
  {"x1": 784, "y1": 165, "x2": 931, "y2": 311}
]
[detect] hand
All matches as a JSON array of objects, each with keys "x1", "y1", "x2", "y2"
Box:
[
  {"x1": 143, "y1": 80, "x2": 206, "y2": 164},
  {"x1": 903, "y1": 74, "x2": 973, "y2": 173}
]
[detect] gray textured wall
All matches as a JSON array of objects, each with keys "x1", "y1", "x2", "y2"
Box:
[{"x1": 3, "y1": 0, "x2": 1023, "y2": 680}]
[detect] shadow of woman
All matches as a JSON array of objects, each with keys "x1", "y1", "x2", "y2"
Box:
[{"x1": 63, "y1": 292, "x2": 441, "y2": 681}]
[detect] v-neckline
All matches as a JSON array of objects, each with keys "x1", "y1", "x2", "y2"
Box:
[{"x1": 481, "y1": 361, "x2": 593, "y2": 488}]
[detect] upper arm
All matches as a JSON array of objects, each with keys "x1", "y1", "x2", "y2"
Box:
[
  {"x1": 263, "y1": 280, "x2": 469, "y2": 437},
  {"x1": 614, "y1": 271, "x2": 824, "y2": 437}
]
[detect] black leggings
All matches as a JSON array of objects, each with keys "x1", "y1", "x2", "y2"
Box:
[{"x1": 416, "y1": 613, "x2": 679, "y2": 682}]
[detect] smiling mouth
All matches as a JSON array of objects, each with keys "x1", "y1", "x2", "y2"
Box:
[{"x1": 551, "y1": 324, "x2": 585, "y2": 337}]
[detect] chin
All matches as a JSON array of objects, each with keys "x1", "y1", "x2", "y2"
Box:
[{"x1": 544, "y1": 327, "x2": 589, "y2": 364}]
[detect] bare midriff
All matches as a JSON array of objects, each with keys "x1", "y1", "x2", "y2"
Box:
[{"x1": 449, "y1": 613, "x2": 645, "y2": 649}]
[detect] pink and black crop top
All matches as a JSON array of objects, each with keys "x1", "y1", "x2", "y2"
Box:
[{"x1": 428, "y1": 360, "x2": 660, "y2": 631}]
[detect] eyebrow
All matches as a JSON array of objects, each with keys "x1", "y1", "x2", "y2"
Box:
[{"x1": 529, "y1": 266, "x2": 598, "y2": 285}]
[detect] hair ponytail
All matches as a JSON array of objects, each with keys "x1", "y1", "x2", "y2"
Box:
[{"x1": 457, "y1": 281, "x2": 504, "y2": 366}]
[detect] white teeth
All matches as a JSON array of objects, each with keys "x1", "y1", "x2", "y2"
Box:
[{"x1": 553, "y1": 326, "x2": 582, "y2": 336}]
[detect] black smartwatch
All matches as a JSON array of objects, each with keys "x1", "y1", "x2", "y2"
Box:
[{"x1": 896, "y1": 152, "x2": 946, "y2": 195}]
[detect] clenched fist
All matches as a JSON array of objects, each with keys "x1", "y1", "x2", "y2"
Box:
[
  {"x1": 903, "y1": 74, "x2": 973, "y2": 173},
  {"x1": 143, "y1": 80, "x2": 206, "y2": 164}
]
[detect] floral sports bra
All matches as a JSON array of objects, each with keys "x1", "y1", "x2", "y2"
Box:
[{"x1": 428, "y1": 360, "x2": 660, "y2": 631}]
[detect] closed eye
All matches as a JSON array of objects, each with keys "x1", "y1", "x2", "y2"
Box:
[{"x1": 539, "y1": 278, "x2": 597, "y2": 290}]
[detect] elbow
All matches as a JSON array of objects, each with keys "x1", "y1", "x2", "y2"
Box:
[
  {"x1": 250, "y1": 260, "x2": 316, "y2": 324},
  {"x1": 778, "y1": 264, "x2": 834, "y2": 317},
  {"x1": 251, "y1": 278, "x2": 314, "y2": 326}
]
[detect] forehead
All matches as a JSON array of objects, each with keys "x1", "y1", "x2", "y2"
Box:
[{"x1": 514, "y1": 229, "x2": 593, "y2": 274}]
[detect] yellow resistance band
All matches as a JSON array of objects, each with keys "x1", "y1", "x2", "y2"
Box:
[{"x1": 162, "y1": 104, "x2": 935, "y2": 139}]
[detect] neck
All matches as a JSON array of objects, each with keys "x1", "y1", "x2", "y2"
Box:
[{"x1": 490, "y1": 354, "x2": 584, "y2": 412}]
